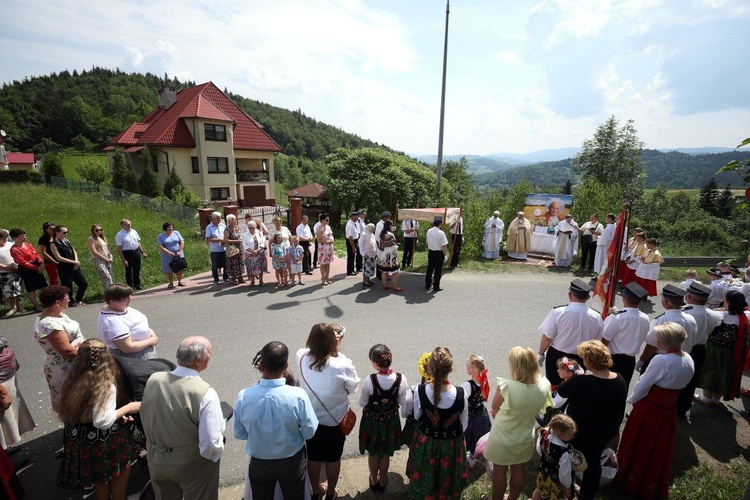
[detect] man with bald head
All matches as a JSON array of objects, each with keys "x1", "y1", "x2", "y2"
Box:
[{"x1": 141, "y1": 336, "x2": 225, "y2": 500}]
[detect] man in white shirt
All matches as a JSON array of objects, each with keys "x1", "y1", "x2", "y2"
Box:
[
  {"x1": 637, "y1": 284, "x2": 697, "y2": 373},
  {"x1": 538, "y1": 279, "x2": 603, "y2": 386},
  {"x1": 345, "y1": 211, "x2": 361, "y2": 276},
  {"x1": 577, "y1": 214, "x2": 602, "y2": 271},
  {"x1": 706, "y1": 268, "x2": 726, "y2": 307},
  {"x1": 115, "y1": 219, "x2": 147, "y2": 290},
  {"x1": 482, "y1": 212, "x2": 504, "y2": 259},
  {"x1": 425, "y1": 217, "x2": 448, "y2": 292},
  {"x1": 677, "y1": 282, "x2": 721, "y2": 415},
  {"x1": 356, "y1": 209, "x2": 367, "y2": 259},
  {"x1": 401, "y1": 218, "x2": 419, "y2": 268},
  {"x1": 204, "y1": 212, "x2": 228, "y2": 285},
  {"x1": 296, "y1": 215, "x2": 313, "y2": 275},
  {"x1": 141, "y1": 336, "x2": 225, "y2": 500},
  {"x1": 601, "y1": 282, "x2": 650, "y2": 386}
]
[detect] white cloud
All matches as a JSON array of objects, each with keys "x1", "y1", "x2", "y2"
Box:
[{"x1": 497, "y1": 52, "x2": 524, "y2": 66}]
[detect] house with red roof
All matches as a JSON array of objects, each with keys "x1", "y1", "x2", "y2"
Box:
[
  {"x1": 2, "y1": 152, "x2": 37, "y2": 171},
  {"x1": 106, "y1": 82, "x2": 283, "y2": 207}
]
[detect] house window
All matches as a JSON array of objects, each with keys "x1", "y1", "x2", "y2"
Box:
[
  {"x1": 210, "y1": 187, "x2": 230, "y2": 200},
  {"x1": 207, "y1": 157, "x2": 229, "y2": 174},
  {"x1": 204, "y1": 124, "x2": 227, "y2": 141},
  {"x1": 191, "y1": 157, "x2": 199, "y2": 173}
]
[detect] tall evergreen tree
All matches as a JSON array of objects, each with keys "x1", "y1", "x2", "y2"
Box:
[
  {"x1": 162, "y1": 164, "x2": 183, "y2": 199},
  {"x1": 698, "y1": 177, "x2": 719, "y2": 216},
  {"x1": 717, "y1": 184, "x2": 735, "y2": 218},
  {"x1": 110, "y1": 151, "x2": 127, "y2": 189},
  {"x1": 125, "y1": 169, "x2": 139, "y2": 193}
]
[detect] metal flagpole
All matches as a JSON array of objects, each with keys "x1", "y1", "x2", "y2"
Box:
[{"x1": 435, "y1": 0, "x2": 450, "y2": 204}]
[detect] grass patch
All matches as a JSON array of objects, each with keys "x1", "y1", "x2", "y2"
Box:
[
  {"x1": 669, "y1": 461, "x2": 750, "y2": 499},
  {"x1": 60, "y1": 151, "x2": 108, "y2": 181},
  {"x1": 0, "y1": 183, "x2": 209, "y2": 308}
]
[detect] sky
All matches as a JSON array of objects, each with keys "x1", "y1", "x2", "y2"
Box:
[{"x1": 2, "y1": 0, "x2": 749, "y2": 156}]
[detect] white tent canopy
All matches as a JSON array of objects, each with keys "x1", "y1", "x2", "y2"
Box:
[{"x1": 396, "y1": 207, "x2": 461, "y2": 226}]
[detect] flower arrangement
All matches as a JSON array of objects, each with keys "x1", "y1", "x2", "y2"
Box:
[{"x1": 418, "y1": 352, "x2": 433, "y2": 382}]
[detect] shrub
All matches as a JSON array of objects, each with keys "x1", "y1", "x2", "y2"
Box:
[
  {"x1": 0, "y1": 170, "x2": 43, "y2": 184},
  {"x1": 40, "y1": 152, "x2": 64, "y2": 183}
]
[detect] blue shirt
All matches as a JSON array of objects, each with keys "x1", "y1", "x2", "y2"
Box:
[
  {"x1": 205, "y1": 222, "x2": 226, "y2": 253},
  {"x1": 233, "y1": 378, "x2": 318, "y2": 460}
]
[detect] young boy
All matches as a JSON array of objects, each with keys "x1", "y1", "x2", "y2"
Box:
[{"x1": 680, "y1": 269, "x2": 700, "y2": 290}]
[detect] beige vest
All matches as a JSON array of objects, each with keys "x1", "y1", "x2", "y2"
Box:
[{"x1": 141, "y1": 372, "x2": 210, "y2": 465}]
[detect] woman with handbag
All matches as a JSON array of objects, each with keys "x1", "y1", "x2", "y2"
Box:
[
  {"x1": 297, "y1": 323, "x2": 360, "y2": 500},
  {"x1": 157, "y1": 222, "x2": 185, "y2": 289}
]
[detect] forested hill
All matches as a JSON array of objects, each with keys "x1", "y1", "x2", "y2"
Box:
[
  {"x1": 0, "y1": 67, "x2": 387, "y2": 159},
  {"x1": 473, "y1": 149, "x2": 745, "y2": 190}
]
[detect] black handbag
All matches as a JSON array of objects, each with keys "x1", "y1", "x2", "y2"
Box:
[{"x1": 169, "y1": 255, "x2": 188, "y2": 273}]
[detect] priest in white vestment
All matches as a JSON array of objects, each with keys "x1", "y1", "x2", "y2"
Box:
[
  {"x1": 594, "y1": 213, "x2": 616, "y2": 274},
  {"x1": 507, "y1": 212, "x2": 533, "y2": 261},
  {"x1": 482, "y1": 211, "x2": 505, "y2": 259},
  {"x1": 553, "y1": 214, "x2": 577, "y2": 267}
]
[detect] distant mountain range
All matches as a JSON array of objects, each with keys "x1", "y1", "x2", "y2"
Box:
[{"x1": 415, "y1": 147, "x2": 739, "y2": 176}]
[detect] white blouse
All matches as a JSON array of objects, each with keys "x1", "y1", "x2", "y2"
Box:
[{"x1": 296, "y1": 348, "x2": 360, "y2": 426}]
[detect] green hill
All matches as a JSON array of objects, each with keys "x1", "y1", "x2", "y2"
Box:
[{"x1": 0, "y1": 183, "x2": 208, "y2": 306}]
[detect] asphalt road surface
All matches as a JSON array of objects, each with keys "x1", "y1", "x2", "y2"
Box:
[{"x1": 2, "y1": 266, "x2": 669, "y2": 498}]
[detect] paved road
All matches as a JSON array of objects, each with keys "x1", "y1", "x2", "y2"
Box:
[{"x1": 2, "y1": 262, "x2": 669, "y2": 498}]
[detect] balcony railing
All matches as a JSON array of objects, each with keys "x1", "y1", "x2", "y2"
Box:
[{"x1": 236, "y1": 170, "x2": 269, "y2": 182}]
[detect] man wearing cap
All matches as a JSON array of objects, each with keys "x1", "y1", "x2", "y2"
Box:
[
  {"x1": 706, "y1": 268, "x2": 726, "y2": 307},
  {"x1": 449, "y1": 215, "x2": 464, "y2": 270},
  {"x1": 425, "y1": 217, "x2": 448, "y2": 292},
  {"x1": 345, "y1": 212, "x2": 361, "y2": 276},
  {"x1": 601, "y1": 282, "x2": 650, "y2": 386},
  {"x1": 538, "y1": 279, "x2": 603, "y2": 386},
  {"x1": 676, "y1": 282, "x2": 722, "y2": 415},
  {"x1": 482, "y1": 211, "x2": 504, "y2": 259},
  {"x1": 296, "y1": 215, "x2": 314, "y2": 276},
  {"x1": 401, "y1": 218, "x2": 419, "y2": 268},
  {"x1": 578, "y1": 214, "x2": 603, "y2": 271},
  {"x1": 507, "y1": 212, "x2": 533, "y2": 261},
  {"x1": 553, "y1": 214, "x2": 577, "y2": 267},
  {"x1": 637, "y1": 284, "x2": 697, "y2": 373}
]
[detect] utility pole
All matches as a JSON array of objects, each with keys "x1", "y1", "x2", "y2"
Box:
[{"x1": 435, "y1": 0, "x2": 450, "y2": 204}]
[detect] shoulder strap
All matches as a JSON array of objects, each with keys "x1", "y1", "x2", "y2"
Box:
[{"x1": 299, "y1": 355, "x2": 338, "y2": 423}]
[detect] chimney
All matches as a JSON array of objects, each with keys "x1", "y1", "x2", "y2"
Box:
[{"x1": 158, "y1": 81, "x2": 177, "y2": 109}]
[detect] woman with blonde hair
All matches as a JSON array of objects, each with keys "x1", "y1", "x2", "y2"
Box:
[
  {"x1": 555, "y1": 340, "x2": 627, "y2": 500},
  {"x1": 483, "y1": 347, "x2": 552, "y2": 500},
  {"x1": 297, "y1": 323, "x2": 360, "y2": 500},
  {"x1": 406, "y1": 347, "x2": 468, "y2": 499},
  {"x1": 57, "y1": 338, "x2": 141, "y2": 500},
  {"x1": 616, "y1": 323, "x2": 694, "y2": 499},
  {"x1": 87, "y1": 224, "x2": 115, "y2": 289}
]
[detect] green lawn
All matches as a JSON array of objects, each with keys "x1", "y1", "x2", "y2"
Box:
[
  {"x1": 60, "y1": 151, "x2": 108, "y2": 181},
  {"x1": 0, "y1": 183, "x2": 209, "y2": 308}
]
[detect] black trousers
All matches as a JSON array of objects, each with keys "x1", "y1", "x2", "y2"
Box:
[
  {"x1": 122, "y1": 249, "x2": 142, "y2": 288},
  {"x1": 58, "y1": 265, "x2": 88, "y2": 302},
  {"x1": 545, "y1": 346, "x2": 582, "y2": 387},
  {"x1": 426, "y1": 250, "x2": 444, "y2": 289},
  {"x1": 248, "y1": 447, "x2": 306, "y2": 500},
  {"x1": 210, "y1": 251, "x2": 228, "y2": 282},
  {"x1": 346, "y1": 239, "x2": 359, "y2": 274},
  {"x1": 355, "y1": 245, "x2": 362, "y2": 273},
  {"x1": 572, "y1": 437, "x2": 609, "y2": 500},
  {"x1": 450, "y1": 235, "x2": 462, "y2": 268},
  {"x1": 300, "y1": 241, "x2": 312, "y2": 273},
  {"x1": 611, "y1": 353, "x2": 636, "y2": 387},
  {"x1": 580, "y1": 236, "x2": 595, "y2": 269},
  {"x1": 677, "y1": 344, "x2": 706, "y2": 414},
  {"x1": 313, "y1": 241, "x2": 318, "y2": 267},
  {"x1": 402, "y1": 237, "x2": 416, "y2": 267}
]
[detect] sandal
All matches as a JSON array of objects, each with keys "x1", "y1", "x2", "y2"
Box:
[
  {"x1": 177, "y1": 281, "x2": 186, "y2": 287},
  {"x1": 693, "y1": 394, "x2": 717, "y2": 407},
  {"x1": 392, "y1": 287, "x2": 404, "y2": 292},
  {"x1": 167, "y1": 283, "x2": 174, "y2": 289},
  {"x1": 324, "y1": 488, "x2": 338, "y2": 500},
  {"x1": 382, "y1": 285, "x2": 392, "y2": 290}
]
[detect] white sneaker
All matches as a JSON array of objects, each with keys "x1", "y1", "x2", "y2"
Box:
[{"x1": 466, "y1": 451, "x2": 477, "y2": 469}]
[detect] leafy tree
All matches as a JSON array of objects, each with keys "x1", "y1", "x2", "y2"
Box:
[
  {"x1": 111, "y1": 151, "x2": 128, "y2": 189},
  {"x1": 125, "y1": 169, "x2": 139, "y2": 193},
  {"x1": 717, "y1": 184, "x2": 735, "y2": 218},
  {"x1": 75, "y1": 157, "x2": 110, "y2": 186},
  {"x1": 171, "y1": 184, "x2": 203, "y2": 209},
  {"x1": 573, "y1": 115, "x2": 645, "y2": 201},
  {"x1": 571, "y1": 178, "x2": 624, "y2": 223},
  {"x1": 40, "y1": 152, "x2": 64, "y2": 183},
  {"x1": 717, "y1": 137, "x2": 750, "y2": 190},
  {"x1": 500, "y1": 179, "x2": 534, "y2": 225},
  {"x1": 32, "y1": 137, "x2": 62, "y2": 155},
  {"x1": 71, "y1": 133, "x2": 92, "y2": 154},
  {"x1": 442, "y1": 157, "x2": 474, "y2": 205},
  {"x1": 698, "y1": 177, "x2": 719, "y2": 216}
]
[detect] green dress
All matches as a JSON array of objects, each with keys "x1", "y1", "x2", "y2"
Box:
[
  {"x1": 483, "y1": 377, "x2": 552, "y2": 465},
  {"x1": 358, "y1": 373, "x2": 403, "y2": 457}
]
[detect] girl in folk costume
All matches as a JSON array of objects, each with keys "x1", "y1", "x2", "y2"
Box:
[
  {"x1": 406, "y1": 347, "x2": 468, "y2": 499},
  {"x1": 619, "y1": 231, "x2": 645, "y2": 286},
  {"x1": 616, "y1": 323, "x2": 695, "y2": 499},
  {"x1": 532, "y1": 414, "x2": 580, "y2": 500},
  {"x1": 634, "y1": 238, "x2": 664, "y2": 297},
  {"x1": 461, "y1": 355, "x2": 492, "y2": 467},
  {"x1": 401, "y1": 352, "x2": 432, "y2": 449},
  {"x1": 358, "y1": 344, "x2": 408, "y2": 493}
]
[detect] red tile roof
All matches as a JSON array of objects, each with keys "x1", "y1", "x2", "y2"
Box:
[
  {"x1": 6, "y1": 152, "x2": 35, "y2": 163},
  {"x1": 285, "y1": 182, "x2": 327, "y2": 199},
  {"x1": 108, "y1": 82, "x2": 282, "y2": 152}
]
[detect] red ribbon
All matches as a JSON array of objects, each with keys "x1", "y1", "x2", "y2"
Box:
[{"x1": 478, "y1": 368, "x2": 490, "y2": 401}]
